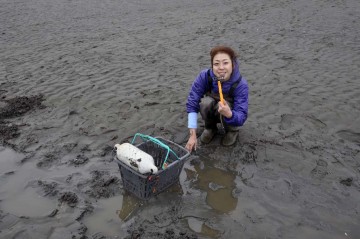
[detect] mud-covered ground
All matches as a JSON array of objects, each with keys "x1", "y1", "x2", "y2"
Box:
[{"x1": 1, "y1": 0, "x2": 360, "y2": 238}]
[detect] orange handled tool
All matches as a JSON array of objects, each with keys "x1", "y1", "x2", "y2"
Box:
[{"x1": 217, "y1": 80, "x2": 224, "y2": 104}]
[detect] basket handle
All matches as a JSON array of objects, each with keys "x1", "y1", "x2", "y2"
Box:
[{"x1": 131, "y1": 133, "x2": 179, "y2": 169}]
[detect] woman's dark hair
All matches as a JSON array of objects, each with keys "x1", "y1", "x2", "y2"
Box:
[{"x1": 210, "y1": 46, "x2": 238, "y2": 65}]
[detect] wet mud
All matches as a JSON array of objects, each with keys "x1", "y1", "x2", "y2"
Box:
[
  {"x1": 0, "y1": 95, "x2": 44, "y2": 146},
  {"x1": 1, "y1": 0, "x2": 360, "y2": 238}
]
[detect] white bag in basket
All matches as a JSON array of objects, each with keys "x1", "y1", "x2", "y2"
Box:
[{"x1": 114, "y1": 143, "x2": 158, "y2": 174}]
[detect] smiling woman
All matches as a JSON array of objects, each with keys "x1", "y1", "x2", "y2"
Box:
[
  {"x1": 185, "y1": 46, "x2": 249, "y2": 151},
  {"x1": 211, "y1": 47, "x2": 236, "y2": 81}
]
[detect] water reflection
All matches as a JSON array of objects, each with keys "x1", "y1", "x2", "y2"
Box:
[
  {"x1": 192, "y1": 158, "x2": 237, "y2": 213},
  {"x1": 116, "y1": 193, "x2": 141, "y2": 221},
  {"x1": 83, "y1": 193, "x2": 142, "y2": 237}
]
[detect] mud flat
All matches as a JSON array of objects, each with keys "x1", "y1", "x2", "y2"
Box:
[{"x1": 1, "y1": 0, "x2": 360, "y2": 238}]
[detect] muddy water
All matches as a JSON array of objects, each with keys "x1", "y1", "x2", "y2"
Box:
[
  {"x1": 1, "y1": 0, "x2": 360, "y2": 238},
  {"x1": 190, "y1": 157, "x2": 237, "y2": 214},
  {"x1": 0, "y1": 147, "x2": 54, "y2": 217}
]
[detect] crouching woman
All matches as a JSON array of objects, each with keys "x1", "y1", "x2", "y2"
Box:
[{"x1": 185, "y1": 46, "x2": 249, "y2": 152}]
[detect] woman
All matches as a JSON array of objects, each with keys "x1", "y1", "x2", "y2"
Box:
[{"x1": 185, "y1": 46, "x2": 249, "y2": 152}]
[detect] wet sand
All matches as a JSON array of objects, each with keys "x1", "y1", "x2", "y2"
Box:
[{"x1": 1, "y1": 0, "x2": 360, "y2": 238}]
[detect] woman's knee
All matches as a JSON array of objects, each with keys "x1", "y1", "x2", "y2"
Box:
[{"x1": 199, "y1": 96, "x2": 216, "y2": 119}]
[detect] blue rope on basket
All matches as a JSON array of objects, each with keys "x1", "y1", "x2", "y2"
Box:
[{"x1": 131, "y1": 133, "x2": 179, "y2": 169}]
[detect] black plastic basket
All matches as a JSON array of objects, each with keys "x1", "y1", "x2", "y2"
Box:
[{"x1": 115, "y1": 135, "x2": 190, "y2": 200}]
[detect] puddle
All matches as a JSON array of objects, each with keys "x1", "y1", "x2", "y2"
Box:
[
  {"x1": 0, "y1": 151, "x2": 45, "y2": 195},
  {"x1": 83, "y1": 195, "x2": 123, "y2": 236},
  {"x1": 0, "y1": 147, "x2": 56, "y2": 217},
  {"x1": 0, "y1": 146, "x2": 23, "y2": 175},
  {"x1": 192, "y1": 157, "x2": 238, "y2": 213},
  {"x1": 83, "y1": 194, "x2": 140, "y2": 237},
  {"x1": 1, "y1": 188, "x2": 55, "y2": 217}
]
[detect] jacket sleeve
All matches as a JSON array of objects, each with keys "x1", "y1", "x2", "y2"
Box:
[
  {"x1": 186, "y1": 70, "x2": 209, "y2": 113},
  {"x1": 223, "y1": 78, "x2": 249, "y2": 126}
]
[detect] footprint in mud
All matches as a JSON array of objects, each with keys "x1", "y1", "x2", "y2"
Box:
[
  {"x1": 37, "y1": 180, "x2": 59, "y2": 197},
  {"x1": 240, "y1": 145, "x2": 258, "y2": 165},
  {"x1": 77, "y1": 170, "x2": 121, "y2": 199},
  {"x1": 36, "y1": 152, "x2": 60, "y2": 168},
  {"x1": 58, "y1": 191, "x2": 78, "y2": 207},
  {"x1": 339, "y1": 177, "x2": 353, "y2": 187},
  {"x1": 279, "y1": 114, "x2": 326, "y2": 132},
  {"x1": 310, "y1": 159, "x2": 328, "y2": 180},
  {"x1": 336, "y1": 130, "x2": 360, "y2": 144},
  {"x1": 211, "y1": 144, "x2": 258, "y2": 166},
  {"x1": 69, "y1": 154, "x2": 89, "y2": 166},
  {"x1": 118, "y1": 101, "x2": 131, "y2": 113},
  {"x1": 117, "y1": 101, "x2": 132, "y2": 120}
]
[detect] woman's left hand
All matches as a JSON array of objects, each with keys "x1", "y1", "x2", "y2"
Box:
[{"x1": 218, "y1": 101, "x2": 232, "y2": 118}]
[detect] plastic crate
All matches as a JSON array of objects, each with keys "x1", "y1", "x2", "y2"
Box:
[{"x1": 115, "y1": 136, "x2": 190, "y2": 200}]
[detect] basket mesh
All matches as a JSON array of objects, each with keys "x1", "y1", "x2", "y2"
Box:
[{"x1": 115, "y1": 137, "x2": 190, "y2": 200}]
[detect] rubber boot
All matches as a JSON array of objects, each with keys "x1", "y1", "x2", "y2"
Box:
[
  {"x1": 200, "y1": 128, "x2": 217, "y2": 144},
  {"x1": 200, "y1": 121, "x2": 217, "y2": 144},
  {"x1": 221, "y1": 125, "x2": 239, "y2": 146},
  {"x1": 221, "y1": 131, "x2": 238, "y2": 146}
]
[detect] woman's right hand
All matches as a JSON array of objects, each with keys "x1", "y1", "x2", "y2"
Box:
[{"x1": 185, "y1": 129, "x2": 197, "y2": 152}]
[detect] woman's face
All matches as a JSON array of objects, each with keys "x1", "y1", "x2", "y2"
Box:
[{"x1": 212, "y1": 52, "x2": 233, "y2": 81}]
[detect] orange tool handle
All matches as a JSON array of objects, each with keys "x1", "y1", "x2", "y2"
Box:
[{"x1": 217, "y1": 80, "x2": 224, "y2": 104}]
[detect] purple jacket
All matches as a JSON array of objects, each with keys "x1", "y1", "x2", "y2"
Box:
[{"x1": 186, "y1": 60, "x2": 249, "y2": 126}]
